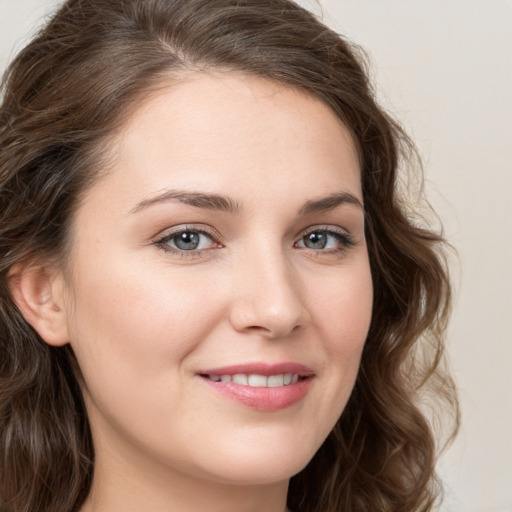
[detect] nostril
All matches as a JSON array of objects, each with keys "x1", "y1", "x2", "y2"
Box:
[{"x1": 236, "y1": 320, "x2": 304, "y2": 340}]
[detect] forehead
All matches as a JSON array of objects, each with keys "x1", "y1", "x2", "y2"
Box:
[{"x1": 88, "y1": 72, "x2": 362, "y2": 212}]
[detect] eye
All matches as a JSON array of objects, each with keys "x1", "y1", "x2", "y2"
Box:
[
  {"x1": 155, "y1": 227, "x2": 219, "y2": 254},
  {"x1": 295, "y1": 228, "x2": 354, "y2": 252}
]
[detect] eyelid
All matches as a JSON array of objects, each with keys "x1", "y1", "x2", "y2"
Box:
[
  {"x1": 155, "y1": 223, "x2": 221, "y2": 241},
  {"x1": 298, "y1": 224, "x2": 353, "y2": 239}
]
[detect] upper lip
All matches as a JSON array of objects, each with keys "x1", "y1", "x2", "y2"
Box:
[{"x1": 197, "y1": 362, "x2": 314, "y2": 377}]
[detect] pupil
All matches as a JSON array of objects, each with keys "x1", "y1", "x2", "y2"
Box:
[
  {"x1": 175, "y1": 232, "x2": 200, "y2": 250},
  {"x1": 305, "y1": 232, "x2": 327, "y2": 249}
]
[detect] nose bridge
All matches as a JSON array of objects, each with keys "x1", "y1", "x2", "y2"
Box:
[{"x1": 229, "y1": 239, "x2": 308, "y2": 338}]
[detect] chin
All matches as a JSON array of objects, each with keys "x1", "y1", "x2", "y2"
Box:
[
  {"x1": 204, "y1": 459, "x2": 308, "y2": 487},
  {"x1": 191, "y1": 431, "x2": 320, "y2": 486}
]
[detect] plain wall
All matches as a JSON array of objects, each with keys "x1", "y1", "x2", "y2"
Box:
[{"x1": 1, "y1": 1, "x2": 511, "y2": 510}]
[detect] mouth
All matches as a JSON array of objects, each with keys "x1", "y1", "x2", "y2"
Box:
[{"x1": 197, "y1": 362, "x2": 314, "y2": 411}]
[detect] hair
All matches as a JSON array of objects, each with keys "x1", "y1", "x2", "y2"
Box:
[{"x1": 0, "y1": 1, "x2": 459, "y2": 511}]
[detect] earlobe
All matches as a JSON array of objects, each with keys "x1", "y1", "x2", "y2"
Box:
[{"x1": 8, "y1": 262, "x2": 70, "y2": 347}]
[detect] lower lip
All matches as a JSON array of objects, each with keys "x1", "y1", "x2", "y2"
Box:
[{"x1": 199, "y1": 377, "x2": 312, "y2": 411}]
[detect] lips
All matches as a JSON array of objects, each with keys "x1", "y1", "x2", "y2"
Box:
[{"x1": 197, "y1": 362, "x2": 314, "y2": 411}]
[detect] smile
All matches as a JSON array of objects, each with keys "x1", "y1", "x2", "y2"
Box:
[
  {"x1": 198, "y1": 363, "x2": 314, "y2": 411},
  {"x1": 204, "y1": 373, "x2": 300, "y2": 387}
]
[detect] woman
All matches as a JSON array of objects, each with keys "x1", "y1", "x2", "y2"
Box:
[{"x1": 0, "y1": 0, "x2": 459, "y2": 511}]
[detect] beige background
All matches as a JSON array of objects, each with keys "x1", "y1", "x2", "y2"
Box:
[{"x1": 1, "y1": 0, "x2": 511, "y2": 510}]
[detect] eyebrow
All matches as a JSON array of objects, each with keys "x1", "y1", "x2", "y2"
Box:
[
  {"x1": 130, "y1": 189, "x2": 363, "y2": 216},
  {"x1": 298, "y1": 192, "x2": 364, "y2": 216},
  {"x1": 130, "y1": 189, "x2": 242, "y2": 214}
]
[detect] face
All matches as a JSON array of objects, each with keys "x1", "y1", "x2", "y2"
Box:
[{"x1": 61, "y1": 73, "x2": 373, "y2": 487}]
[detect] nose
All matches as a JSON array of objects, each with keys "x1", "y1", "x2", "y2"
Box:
[{"x1": 228, "y1": 247, "x2": 310, "y2": 339}]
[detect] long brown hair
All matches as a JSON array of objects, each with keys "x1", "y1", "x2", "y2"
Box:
[{"x1": 0, "y1": 1, "x2": 458, "y2": 511}]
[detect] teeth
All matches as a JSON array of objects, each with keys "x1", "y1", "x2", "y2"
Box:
[
  {"x1": 232, "y1": 374, "x2": 248, "y2": 385},
  {"x1": 267, "y1": 374, "x2": 284, "y2": 387},
  {"x1": 206, "y1": 373, "x2": 300, "y2": 387},
  {"x1": 248, "y1": 374, "x2": 267, "y2": 387}
]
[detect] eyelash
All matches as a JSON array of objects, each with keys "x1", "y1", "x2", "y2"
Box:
[
  {"x1": 155, "y1": 226, "x2": 221, "y2": 257},
  {"x1": 154, "y1": 225, "x2": 355, "y2": 258},
  {"x1": 295, "y1": 226, "x2": 355, "y2": 255}
]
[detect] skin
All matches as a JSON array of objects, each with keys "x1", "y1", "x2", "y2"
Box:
[{"x1": 22, "y1": 73, "x2": 373, "y2": 512}]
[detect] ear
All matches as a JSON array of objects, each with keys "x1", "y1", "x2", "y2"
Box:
[{"x1": 8, "y1": 262, "x2": 70, "y2": 346}]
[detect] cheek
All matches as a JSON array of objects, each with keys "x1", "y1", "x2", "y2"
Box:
[
  {"x1": 64, "y1": 251, "x2": 226, "y2": 398},
  {"x1": 70, "y1": 246, "x2": 210, "y2": 334},
  {"x1": 312, "y1": 261, "x2": 373, "y2": 352},
  {"x1": 308, "y1": 259, "x2": 373, "y2": 402},
  {"x1": 64, "y1": 262, "x2": 225, "y2": 446}
]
